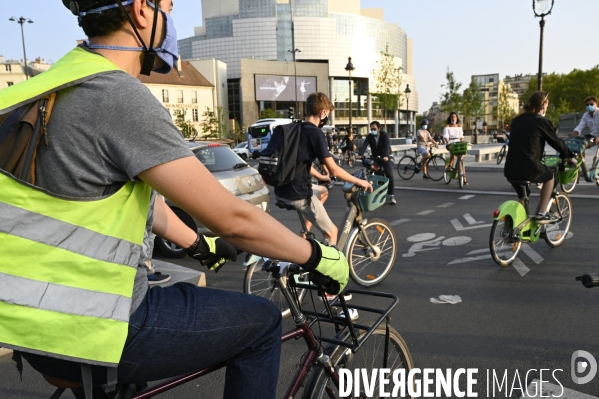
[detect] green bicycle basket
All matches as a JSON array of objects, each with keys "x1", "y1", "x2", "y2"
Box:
[
  {"x1": 543, "y1": 155, "x2": 561, "y2": 168},
  {"x1": 563, "y1": 137, "x2": 587, "y2": 155},
  {"x1": 450, "y1": 142, "x2": 469, "y2": 155},
  {"x1": 359, "y1": 175, "x2": 389, "y2": 212}
]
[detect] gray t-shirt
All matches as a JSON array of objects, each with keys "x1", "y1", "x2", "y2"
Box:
[{"x1": 35, "y1": 69, "x2": 193, "y2": 314}]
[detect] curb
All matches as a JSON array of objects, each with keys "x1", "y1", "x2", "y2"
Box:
[{"x1": 0, "y1": 348, "x2": 12, "y2": 358}]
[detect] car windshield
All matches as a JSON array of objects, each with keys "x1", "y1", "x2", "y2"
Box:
[
  {"x1": 235, "y1": 142, "x2": 247, "y2": 149},
  {"x1": 192, "y1": 146, "x2": 247, "y2": 173}
]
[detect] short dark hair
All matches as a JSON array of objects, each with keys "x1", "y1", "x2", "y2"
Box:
[
  {"x1": 523, "y1": 91, "x2": 549, "y2": 114},
  {"x1": 585, "y1": 96, "x2": 598, "y2": 105},
  {"x1": 78, "y1": 0, "x2": 158, "y2": 38},
  {"x1": 370, "y1": 121, "x2": 381, "y2": 129},
  {"x1": 306, "y1": 92, "x2": 334, "y2": 117}
]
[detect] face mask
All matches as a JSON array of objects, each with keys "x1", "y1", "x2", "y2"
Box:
[
  {"x1": 318, "y1": 115, "x2": 329, "y2": 128},
  {"x1": 82, "y1": 1, "x2": 179, "y2": 75},
  {"x1": 370, "y1": 129, "x2": 378, "y2": 135},
  {"x1": 422, "y1": 125, "x2": 428, "y2": 130},
  {"x1": 588, "y1": 105, "x2": 596, "y2": 113}
]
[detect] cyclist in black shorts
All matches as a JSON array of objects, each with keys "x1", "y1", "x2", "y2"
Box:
[{"x1": 505, "y1": 91, "x2": 576, "y2": 221}]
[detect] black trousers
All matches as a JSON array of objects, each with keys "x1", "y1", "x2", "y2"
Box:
[{"x1": 378, "y1": 159, "x2": 395, "y2": 196}]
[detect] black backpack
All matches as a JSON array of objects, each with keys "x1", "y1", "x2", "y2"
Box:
[{"x1": 258, "y1": 121, "x2": 306, "y2": 186}]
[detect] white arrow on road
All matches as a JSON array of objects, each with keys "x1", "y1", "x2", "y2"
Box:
[{"x1": 451, "y1": 213, "x2": 492, "y2": 231}]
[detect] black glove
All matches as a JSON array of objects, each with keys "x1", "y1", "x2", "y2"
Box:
[{"x1": 185, "y1": 235, "x2": 238, "y2": 273}]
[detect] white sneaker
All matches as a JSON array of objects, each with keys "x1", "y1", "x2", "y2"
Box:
[
  {"x1": 388, "y1": 195, "x2": 396, "y2": 205},
  {"x1": 319, "y1": 293, "x2": 353, "y2": 302}
]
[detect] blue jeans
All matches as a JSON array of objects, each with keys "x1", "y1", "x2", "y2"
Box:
[{"x1": 21, "y1": 283, "x2": 282, "y2": 399}]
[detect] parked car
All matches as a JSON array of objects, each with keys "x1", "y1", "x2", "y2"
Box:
[
  {"x1": 155, "y1": 142, "x2": 271, "y2": 257},
  {"x1": 233, "y1": 142, "x2": 250, "y2": 160}
]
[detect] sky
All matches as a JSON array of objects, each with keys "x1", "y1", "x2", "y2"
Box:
[{"x1": 2, "y1": 1, "x2": 597, "y2": 113}]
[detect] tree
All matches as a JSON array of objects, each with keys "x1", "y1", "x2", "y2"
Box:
[
  {"x1": 462, "y1": 78, "x2": 485, "y2": 131},
  {"x1": 173, "y1": 108, "x2": 195, "y2": 138},
  {"x1": 199, "y1": 107, "x2": 226, "y2": 140},
  {"x1": 440, "y1": 67, "x2": 463, "y2": 115},
  {"x1": 497, "y1": 86, "x2": 516, "y2": 129},
  {"x1": 260, "y1": 108, "x2": 279, "y2": 119},
  {"x1": 371, "y1": 44, "x2": 403, "y2": 135}
]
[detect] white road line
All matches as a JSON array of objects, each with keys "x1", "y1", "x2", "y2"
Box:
[
  {"x1": 512, "y1": 258, "x2": 530, "y2": 276},
  {"x1": 464, "y1": 213, "x2": 485, "y2": 225},
  {"x1": 438, "y1": 202, "x2": 454, "y2": 208},
  {"x1": 451, "y1": 218, "x2": 493, "y2": 231},
  {"x1": 448, "y1": 254, "x2": 491, "y2": 265},
  {"x1": 459, "y1": 195, "x2": 476, "y2": 200},
  {"x1": 390, "y1": 218, "x2": 410, "y2": 226},
  {"x1": 417, "y1": 210, "x2": 436, "y2": 215},
  {"x1": 467, "y1": 248, "x2": 490, "y2": 255},
  {"x1": 521, "y1": 244, "x2": 544, "y2": 264},
  {"x1": 522, "y1": 379, "x2": 598, "y2": 399},
  {"x1": 394, "y1": 186, "x2": 599, "y2": 199}
]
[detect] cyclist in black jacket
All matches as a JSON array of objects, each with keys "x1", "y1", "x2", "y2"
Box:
[{"x1": 358, "y1": 121, "x2": 396, "y2": 204}]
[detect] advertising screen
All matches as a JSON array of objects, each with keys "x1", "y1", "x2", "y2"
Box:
[{"x1": 255, "y1": 75, "x2": 317, "y2": 102}]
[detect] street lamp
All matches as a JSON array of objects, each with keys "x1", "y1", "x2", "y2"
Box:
[
  {"x1": 404, "y1": 84, "x2": 411, "y2": 137},
  {"x1": 532, "y1": 0, "x2": 555, "y2": 90},
  {"x1": 9, "y1": 16, "x2": 34, "y2": 80},
  {"x1": 288, "y1": 48, "x2": 301, "y2": 117},
  {"x1": 345, "y1": 57, "x2": 355, "y2": 135}
]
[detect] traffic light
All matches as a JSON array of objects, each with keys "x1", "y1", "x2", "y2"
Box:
[{"x1": 288, "y1": 107, "x2": 294, "y2": 119}]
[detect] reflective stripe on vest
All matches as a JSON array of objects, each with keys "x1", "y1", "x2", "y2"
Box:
[{"x1": 0, "y1": 49, "x2": 151, "y2": 366}]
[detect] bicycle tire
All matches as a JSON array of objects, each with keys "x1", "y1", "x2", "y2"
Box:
[
  {"x1": 347, "y1": 154, "x2": 355, "y2": 168},
  {"x1": 346, "y1": 218, "x2": 397, "y2": 287},
  {"x1": 243, "y1": 258, "x2": 307, "y2": 318},
  {"x1": 497, "y1": 145, "x2": 506, "y2": 164},
  {"x1": 427, "y1": 155, "x2": 445, "y2": 181},
  {"x1": 560, "y1": 170, "x2": 578, "y2": 194},
  {"x1": 337, "y1": 156, "x2": 344, "y2": 167},
  {"x1": 593, "y1": 158, "x2": 599, "y2": 188},
  {"x1": 396, "y1": 156, "x2": 416, "y2": 180},
  {"x1": 457, "y1": 156, "x2": 465, "y2": 188},
  {"x1": 302, "y1": 324, "x2": 414, "y2": 399},
  {"x1": 544, "y1": 194, "x2": 572, "y2": 247},
  {"x1": 489, "y1": 216, "x2": 522, "y2": 266},
  {"x1": 443, "y1": 160, "x2": 452, "y2": 184}
]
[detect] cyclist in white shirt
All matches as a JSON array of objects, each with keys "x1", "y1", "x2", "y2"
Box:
[
  {"x1": 443, "y1": 112, "x2": 467, "y2": 184},
  {"x1": 571, "y1": 96, "x2": 599, "y2": 149}
]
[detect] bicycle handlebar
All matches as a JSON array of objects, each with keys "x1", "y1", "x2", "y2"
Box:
[{"x1": 576, "y1": 274, "x2": 599, "y2": 288}]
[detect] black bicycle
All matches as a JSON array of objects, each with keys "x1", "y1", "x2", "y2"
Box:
[{"x1": 396, "y1": 144, "x2": 444, "y2": 181}]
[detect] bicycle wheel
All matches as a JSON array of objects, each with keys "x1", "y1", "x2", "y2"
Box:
[
  {"x1": 443, "y1": 161, "x2": 452, "y2": 184},
  {"x1": 347, "y1": 153, "x2": 355, "y2": 168},
  {"x1": 243, "y1": 258, "x2": 307, "y2": 318},
  {"x1": 489, "y1": 216, "x2": 522, "y2": 266},
  {"x1": 396, "y1": 156, "x2": 416, "y2": 180},
  {"x1": 593, "y1": 158, "x2": 599, "y2": 188},
  {"x1": 560, "y1": 170, "x2": 578, "y2": 194},
  {"x1": 458, "y1": 157, "x2": 465, "y2": 188},
  {"x1": 302, "y1": 324, "x2": 414, "y2": 399},
  {"x1": 346, "y1": 218, "x2": 396, "y2": 287},
  {"x1": 426, "y1": 155, "x2": 445, "y2": 181},
  {"x1": 544, "y1": 194, "x2": 572, "y2": 247},
  {"x1": 337, "y1": 155, "x2": 344, "y2": 167},
  {"x1": 496, "y1": 145, "x2": 506, "y2": 164}
]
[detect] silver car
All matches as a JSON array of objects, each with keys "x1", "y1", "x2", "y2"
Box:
[{"x1": 155, "y1": 142, "x2": 270, "y2": 257}]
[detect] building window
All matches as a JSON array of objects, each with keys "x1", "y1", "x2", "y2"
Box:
[
  {"x1": 177, "y1": 90, "x2": 183, "y2": 103},
  {"x1": 162, "y1": 89, "x2": 169, "y2": 103},
  {"x1": 191, "y1": 91, "x2": 197, "y2": 103},
  {"x1": 192, "y1": 109, "x2": 199, "y2": 122},
  {"x1": 7, "y1": 82, "x2": 13, "y2": 87},
  {"x1": 5, "y1": 65, "x2": 11, "y2": 72}
]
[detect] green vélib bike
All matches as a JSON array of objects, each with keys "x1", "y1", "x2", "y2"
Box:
[
  {"x1": 489, "y1": 156, "x2": 573, "y2": 267},
  {"x1": 558, "y1": 136, "x2": 599, "y2": 193},
  {"x1": 443, "y1": 141, "x2": 469, "y2": 188}
]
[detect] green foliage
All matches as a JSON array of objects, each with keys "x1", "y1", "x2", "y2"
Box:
[
  {"x1": 229, "y1": 119, "x2": 247, "y2": 144},
  {"x1": 440, "y1": 67, "x2": 463, "y2": 115},
  {"x1": 370, "y1": 44, "x2": 403, "y2": 132},
  {"x1": 260, "y1": 108, "x2": 279, "y2": 119},
  {"x1": 497, "y1": 86, "x2": 516, "y2": 128},
  {"x1": 462, "y1": 77, "x2": 485, "y2": 129},
  {"x1": 173, "y1": 108, "x2": 195, "y2": 138},
  {"x1": 521, "y1": 65, "x2": 599, "y2": 124},
  {"x1": 199, "y1": 106, "x2": 227, "y2": 139}
]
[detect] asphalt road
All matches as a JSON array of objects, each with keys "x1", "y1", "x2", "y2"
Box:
[{"x1": 2, "y1": 168, "x2": 599, "y2": 398}]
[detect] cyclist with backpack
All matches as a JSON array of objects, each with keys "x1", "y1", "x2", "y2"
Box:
[
  {"x1": 270, "y1": 93, "x2": 372, "y2": 246},
  {"x1": 0, "y1": 2, "x2": 350, "y2": 398}
]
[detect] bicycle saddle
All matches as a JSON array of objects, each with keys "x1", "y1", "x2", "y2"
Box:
[
  {"x1": 507, "y1": 180, "x2": 531, "y2": 186},
  {"x1": 275, "y1": 200, "x2": 297, "y2": 211}
]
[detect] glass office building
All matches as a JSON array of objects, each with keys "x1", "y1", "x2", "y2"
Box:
[{"x1": 179, "y1": 0, "x2": 418, "y2": 135}]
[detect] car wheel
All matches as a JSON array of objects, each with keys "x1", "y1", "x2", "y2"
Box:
[
  {"x1": 154, "y1": 208, "x2": 197, "y2": 258},
  {"x1": 240, "y1": 153, "x2": 248, "y2": 160}
]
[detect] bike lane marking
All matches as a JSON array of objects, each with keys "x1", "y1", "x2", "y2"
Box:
[
  {"x1": 394, "y1": 186, "x2": 599, "y2": 200},
  {"x1": 417, "y1": 210, "x2": 436, "y2": 215},
  {"x1": 459, "y1": 195, "x2": 476, "y2": 200},
  {"x1": 390, "y1": 218, "x2": 410, "y2": 226},
  {"x1": 521, "y1": 244, "x2": 544, "y2": 264},
  {"x1": 438, "y1": 202, "x2": 454, "y2": 208}
]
